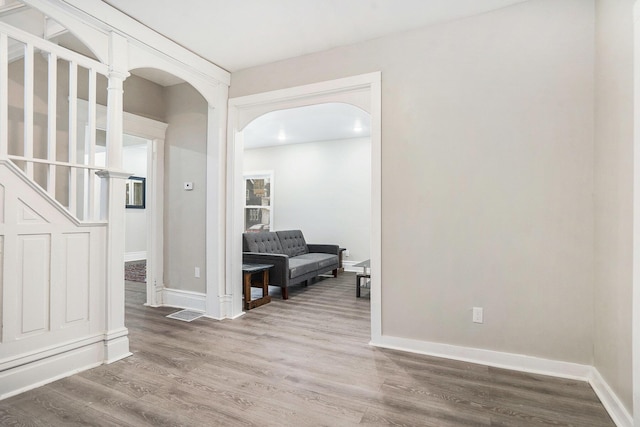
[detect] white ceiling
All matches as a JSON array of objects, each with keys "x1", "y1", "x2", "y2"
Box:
[
  {"x1": 4, "y1": 0, "x2": 528, "y2": 145},
  {"x1": 102, "y1": 0, "x2": 528, "y2": 73},
  {"x1": 243, "y1": 103, "x2": 371, "y2": 150},
  {"x1": 100, "y1": 0, "x2": 527, "y2": 145}
]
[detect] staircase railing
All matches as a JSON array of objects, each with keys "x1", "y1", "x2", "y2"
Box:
[{"x1": 0, "y1": 20, "x2": 110, "y2": 222}]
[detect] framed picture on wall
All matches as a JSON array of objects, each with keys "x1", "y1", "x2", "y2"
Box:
[
  {"x1": 244, "y1": 171, "x2": 273, "y2": 232},
  {"x1": 125, "y1": 176, "x2": 146, "y2": 209}
]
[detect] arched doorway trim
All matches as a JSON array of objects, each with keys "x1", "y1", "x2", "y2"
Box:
[{"x1": 226, "y1": 72, "x2": 382, "y2": 341}]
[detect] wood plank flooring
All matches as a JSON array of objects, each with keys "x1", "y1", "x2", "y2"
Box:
[{"x1": 0, "y1": 273, "x2": 615, "y2": 426}]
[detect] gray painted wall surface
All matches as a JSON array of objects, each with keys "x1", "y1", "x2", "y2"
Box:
[
  {"x1": 163, "y1": 83, "x2": 208, "y2": 293},
  {"x1": 244, "y1": 137, "x2": 371, "y2": 262},
  {"x1": 123, "y1": 144, "x2": 148, "y2": 256},
  {"x1": 231, "y1": 0, "x2": 596, "y2": 364},
  {"x1": 594, "y1": 0, "x2": 634, "y2": 413}
]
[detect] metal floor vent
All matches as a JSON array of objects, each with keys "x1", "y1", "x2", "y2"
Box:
[{"x1": 166, "y1": 310, "x2": 204, "y2": 322}]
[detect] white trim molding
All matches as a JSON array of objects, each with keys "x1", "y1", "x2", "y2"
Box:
[
  {"x1": 372, "y1": 335, "x2": 633, "y2": 427},
  {"x1": 633, "y1": 1, "x2": 640, "y2": 424},
  {"x1": 343, "y1": 260, "x2": 365, "y2": 273},
  {"x1": 124, "y1": 251, "x2": 146, "y2": 262},
  {"x1": 162, "y1": 288, "x2": 206, "y2": 313},
  {"x1": 0, "y1": 335, "x2": 105, "y2": 400},
  {"x1": 589, "y1": 369, "x2": 634, "y2": 427},
  {"x1": 373, "y1": 335, "x2": 592, "y2": 380},
  {"x1": 227, "y1": 72, "x2": 382, "y2": 335}
]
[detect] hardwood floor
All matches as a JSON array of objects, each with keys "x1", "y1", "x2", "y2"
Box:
[{"x1": 0, "y1": 273, "x2": 615, "y2": 426}]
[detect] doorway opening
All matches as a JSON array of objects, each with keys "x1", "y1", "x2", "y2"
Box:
[
  {"x1": 123, "y1": 134, "x2": 150, "y2": 298},
  {"x1": 227, "y1": 72, "x2": 382, "y2": 340},
  {"x1": 241, "y1": 102, "x2": 372, "y2": 300}
]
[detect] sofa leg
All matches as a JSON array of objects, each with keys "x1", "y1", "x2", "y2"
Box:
[
  {"x1": 282, "y1": 287, "x2": 289, "y2": 300},
  {"x1": 332, "y1": 269, "x2": 338, "y2": 278}
]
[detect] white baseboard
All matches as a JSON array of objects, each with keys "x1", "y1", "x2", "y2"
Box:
[
  {"x1": 372, "y1": 335, "x2": 592, "y2": 380},
  {"x1": 124, "y1": 251, "x2": 147, "y2": 262},
  {"x1": 589, "y1": 368, "x2": 633, "y2": 427},
  {"x1": 0, "y1": 338, "x2": 105, "y2": 400},
  {"x1": 372, "y1": 335, "x2": 632, "y2": 426},
  {"x1": 343, "y1": 260, "x2": 364, "y2": 272},
  {"x1": 162, "y1": 288, "x2": 206, "y2": 312}
]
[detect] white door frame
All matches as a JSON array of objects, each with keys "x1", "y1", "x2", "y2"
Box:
[
  {"x1": 83, "y1": 100, "x2": 168, "y2": 306},
  {"x1": 120, "y1": 114, "x2": 168, "y2": 307},
  {"x1": 633, "y1": 2, "x2": 640, "y2": 423},
  {"x1": 226, "y1": 72, "x2": 382, "y2": 341}
]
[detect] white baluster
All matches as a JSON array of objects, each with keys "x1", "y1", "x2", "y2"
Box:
[
  {"x1": 24, "y1": 43, "x2": 33, "y2": 178},
  {"x1": 47, "y1": 51, "x2": 57, "y2": 197},
  {"x1": 68, "y1": 61, "x2": 77, "y2": 215},
  {"x1": 88, "y1": 69, "x2": 97, "y2": 220},
  {"x1": 0, "y1": 33, "x2": 7, "y2": 159}
]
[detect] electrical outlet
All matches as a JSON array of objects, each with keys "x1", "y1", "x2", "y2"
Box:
[
  {"x1": 472, "y1": 307, "x2": 483, "y2": 324},
  {"x1": 195, "y1": 267, "x2": 200, "y2": 278},
  {"x1": 344, "y1": 249, "x2": 350, "y2": 257}
]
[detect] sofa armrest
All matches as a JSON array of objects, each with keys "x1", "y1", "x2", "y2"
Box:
[
  {"x1": 307, "y1": 244, "x2": 339, "y2": 255},
  {"x1": 242, "y1": 252, "x2": 289, "y2": 287}
]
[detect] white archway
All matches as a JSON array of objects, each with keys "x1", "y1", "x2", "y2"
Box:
[{"x1": 226, "y1": 72, "x2": 382, "y2": 340}]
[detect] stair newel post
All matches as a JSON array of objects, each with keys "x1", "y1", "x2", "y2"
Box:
[{"x1": 99, "y1": 32, "x2": 132, "y2": 363}]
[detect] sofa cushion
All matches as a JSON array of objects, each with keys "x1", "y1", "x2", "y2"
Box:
[
  {"x1": 277, "y1": 230, "x2": 309, "y2": 257},
  {"x1": 243, "y1": 231, "x2": 283, "y2": 254},
  {"x1": 288, "y1": 258, "x2": 318, "y2": 279},
  {"x1": 294, "y1": 253, "x2": 337, "y2": 271}
]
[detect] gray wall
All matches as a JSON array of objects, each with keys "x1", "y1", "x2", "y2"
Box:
[
  {"x1": 244, "y1": 137, "x2": 371, "y2": 262},
  {"x1": 123, "y1": 143, "x2": 148, "y2": 257},
  {"x1": 231, "y1": 0, "x2": 596, "y2": 363},
  {"x1": 594, "y1": 0, "x2": 634, "y2": 413},
  {"x1": 163, "y1": 83, "x2": 208, "y2": 293}
]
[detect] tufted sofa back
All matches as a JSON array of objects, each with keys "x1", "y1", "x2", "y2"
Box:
[
  {"x1": 243, "y1": 230, "x2": 310, "y2": 257},
  {"x1": 276, "y1": 230, "x2": 309, "y2": 257},
  {"x1": 243, "y1": 231, "x2": 284, "y2": 254}
]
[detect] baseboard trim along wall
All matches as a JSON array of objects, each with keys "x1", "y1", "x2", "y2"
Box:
[
  {"x1": 124, "y1": 251, "x2": 147, "y2": 262},
  {"x1": 588, "y1": 368, "x2": 633, "y2": 427},
  {"x1": 343, "y1": 260, "x2": 363, "y2": 273},
  {"x1": 0, "y1": 336, "x2": 105, "y2": 400},
  {"x1": 162, "y1": 288, "x2": 206, "y2": 312},
  {"x1": 372, "y1": 335, "x2": 632, "y2": 427}
]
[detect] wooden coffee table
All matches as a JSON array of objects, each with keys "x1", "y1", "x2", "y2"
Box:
[{"x1": 242, "y1": 263, "x2": 273, "y2": 310}]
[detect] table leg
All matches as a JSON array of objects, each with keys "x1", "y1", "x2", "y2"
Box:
[
  {"x1": 262, "y1": 269, "x2": 269, "y2": 297},
  {"x1": 243, "y1": 272, "x2": 252, "y2": 309}
]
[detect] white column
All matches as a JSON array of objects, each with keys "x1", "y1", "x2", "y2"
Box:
[
  {"x1": 205, "y1": 83, "x2": 230, "y2": 319},
  {"x1": 100, "y1": 64, "x2": 131, "y2": 363}
]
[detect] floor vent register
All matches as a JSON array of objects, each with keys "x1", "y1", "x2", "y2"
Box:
[{"x1": 166, "y1": 309, "x2": 204, "y2": 322}]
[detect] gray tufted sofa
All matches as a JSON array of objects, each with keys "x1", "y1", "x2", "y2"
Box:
[{"x1": 242, "y1": 230, "x2": 339, "y2": 299}]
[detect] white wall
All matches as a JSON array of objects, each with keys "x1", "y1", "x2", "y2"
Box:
[
  {"x1": 123, "y1": 141, "x2": 148, "y2": 260},
  {"x1": 594, "y1": 0, "x2": 634, "y2": 414},
  {"x1": 231, "y1": 0, "x2": 595, "y2": 364},
  {"x1": 244, "y1": 137, "x2": 371, "y2": 262},
  {"x1": 164, "y1": 83, "x2": 208, "y2": 293}
]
